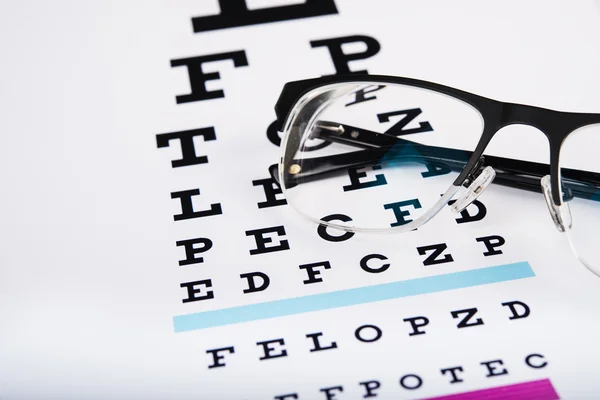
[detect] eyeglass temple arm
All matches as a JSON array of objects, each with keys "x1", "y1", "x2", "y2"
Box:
[{"x1": 272, "y1": 121, "x2": 599, "y2": 201}]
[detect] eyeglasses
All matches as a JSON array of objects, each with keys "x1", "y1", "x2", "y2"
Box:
[{"x1": 269, "y1": 75, "x2": 600, "y2": 276}]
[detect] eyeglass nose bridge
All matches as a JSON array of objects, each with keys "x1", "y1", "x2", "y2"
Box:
[
  {"x1": 541, "y1": 175, "x2": 572, "y2": 232},
  {"x1": 450, "y1": 166, "x2": 496, "y2": 213},
  {"x1": 450, "y1": 157, "x2": 496, "y2": 213}
]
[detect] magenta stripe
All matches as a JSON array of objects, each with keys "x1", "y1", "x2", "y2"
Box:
[{"x1": 422, "y1": 379, "x2": 559, "y2": 400}]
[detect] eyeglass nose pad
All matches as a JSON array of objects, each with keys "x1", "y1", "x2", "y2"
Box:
[
  {"x1": 450, "y1": 166, "x2": 496, "y2": 213},
  {"x1": 540, "y1": 175, "x2": 572, "y2": 232}
]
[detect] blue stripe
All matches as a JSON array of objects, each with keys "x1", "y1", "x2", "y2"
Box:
[{"x1": 173, "y1": 262, "x2": 534, "y2": 333}]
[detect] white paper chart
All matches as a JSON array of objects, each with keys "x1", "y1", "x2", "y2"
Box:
[{"x1": 2, "y1": 1, "x2": 600, "y2": 399}]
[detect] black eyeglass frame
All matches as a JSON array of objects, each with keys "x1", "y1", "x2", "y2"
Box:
[{"x1": 273, "y1": 74, "x2": 600, "y2": 206}]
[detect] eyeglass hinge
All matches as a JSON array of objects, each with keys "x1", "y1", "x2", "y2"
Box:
[{"x1": 462, "y1": 156, "x2": 486, "y2": 188}]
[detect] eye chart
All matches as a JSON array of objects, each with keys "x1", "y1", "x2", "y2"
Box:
[{"x1": 2, "y1": 1, "x2": 600, "y2": 399}]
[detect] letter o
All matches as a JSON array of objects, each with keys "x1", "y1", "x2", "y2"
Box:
[
  {"x1": 355, "y1": 324, "x2": 382, "y2": 343},
  {"x1": 399, "y1": 374, "x2": 422, "y2": 390}
]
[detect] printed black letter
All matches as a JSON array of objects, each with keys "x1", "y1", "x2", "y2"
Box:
[
  {"x1": 360, "y1": 254, "x2": 390, "y2": 273},
  {"x1": 181, "y1": 279, "x2": 214, "y2": 303},
  {"x1": 257, "y1": 339, "x2": 288, "y2": 360},
  {"x1": 320, "y1": 386, "x2": 343, "y2": 400},
  {"x1": 317, "y1": 214, "x2": 355, "y2": 242},
  {"x1": 156, "y1": 127, "x2": 216, "y2": 168},
  {"x1": 384, "y1": 199, "x2": 422, "y2": 227},
  {"x1": 399, "y1": 374, "x2": 422, "y2": 390},
  {"x1": 451, "y1": 308, "x2": 484, "y2": 328},
  {"x1": 176, "y1": 238, "x2": 213, "y2": 266},
  {"x1": 403, "y1": 316, "x2": 429, "y2": 336},
  {"x1": 480, "y1": 360, "x2": 508, "y2": 377},
  {"x1": 191, "y1": 0, "x2": 338, "y2": 32},
  {"x1": 377, "y1": 108, "x2": 433, "y2": 136},
  {"x1": 171, "y1": 189, "x2": 222, "y2": 221},
  {"x1": 441, "y1": 366, "x2": 464, "y2": 384},
  {"x1": 525, "y1": 354, "x2": 547, "y2": 369},
  {"x1": 306, "y1": 332, "x2": 338, "y2": 352},
  {"x1": 343, "y1": 165, "x2": 387, "y2": 192},
  {"x1": 171, "y1": 51, "x2": 248, "y2": 103},
  {"x1": 346, "y1": 85, "x2": 385, "y2": 106},
  {"x1": 299, "y1": 261, "x2": 331, "y2": 284},
  {"x1": 240, "y1": 272, "x2": 270, "y2": 293},
  {"x1": 417, "y1": 243, "x2": 454, "y2": 266},
  {"x1": 253, "y1": 177, "x2": 287, "y2": 208},
  {"x1": 360, "y1": 380, "x2": 381, "y2": 398},
  {"x1": 246, "y1": 226, "x2": 290, "y2": 255},
  {"x1": 448, "y1": 199, "x2": 487, "y2": 224},
  {"x1": 502, "y1": 300, "x2": 530, "y2": 320},
  {"x1": 355, "y1": 325, "x2": 382, "y2": 343},
  {"x1": 310, "y1": 35, "x2": 381, "y2": 75},
  {"x1": 206, "y1": 346, "x2": 234, "y2": 369},
  {"x1": 274, "y1": 394, "x2": 298, "y2": 400},
  {"x1": 476, "y1": 235, "x2": 505, "y2": 256}
]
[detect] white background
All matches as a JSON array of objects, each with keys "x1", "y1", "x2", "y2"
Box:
[{"x1": 1, "y1": 1, "x2": 600, "y2": 399}]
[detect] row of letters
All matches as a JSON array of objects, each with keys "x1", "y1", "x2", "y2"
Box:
[
  {"x1": 270, "y1": 353, "x2": 547, "y2": 399},
  {"x1": 179, "y1": 234, "x2": 506, "y2": 304},
  {"x1": 205, "y1": 300, "x2": 531, "y2": 369}
]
